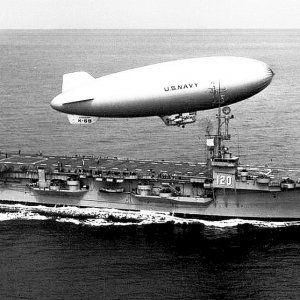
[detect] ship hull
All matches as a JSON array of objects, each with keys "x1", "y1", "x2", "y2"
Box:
[{"x1": 0, "y1": 181, "x2": 299, "y2": 220}]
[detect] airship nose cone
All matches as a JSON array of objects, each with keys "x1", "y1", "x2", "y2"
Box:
[
  {"x1": 253, "y1": 61, "x2": 274, "y2": 92},
  {"x1": 262, "y1": 64, "x2": 275, "y2": 87},
  {"x1": 266, "y1": 65, "x2": 275, "y2": 81},
  {"x1": 50, "y1": 95, "x2": 64, "y2": 111},
  {"x1": 268, "y1": 67, "x2": 275, "y2": 77},
  {"x1": 224, "y1": 58, "x2": 274, "y2": 104}
]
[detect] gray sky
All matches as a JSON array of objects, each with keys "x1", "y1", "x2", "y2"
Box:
[{"x1": 1, "y1": 0, "x2": 299, "y2": 29}]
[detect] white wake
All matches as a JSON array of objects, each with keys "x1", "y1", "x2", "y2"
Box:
[{"x1": 0, "y1": 204, "x2": 299, "y2": 228}]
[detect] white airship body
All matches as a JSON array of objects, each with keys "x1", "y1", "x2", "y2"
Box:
[{"x1": 51, "y1": 56, "x2": 274, "y2": 126}]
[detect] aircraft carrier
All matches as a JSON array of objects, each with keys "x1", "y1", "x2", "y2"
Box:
[{"x1": 0, "y1": 106, "x2": 299, "y2": 220}]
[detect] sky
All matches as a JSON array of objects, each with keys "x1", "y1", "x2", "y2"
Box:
[{"x1": 0, "y1": 0, "x2": 300, "y2": 29}]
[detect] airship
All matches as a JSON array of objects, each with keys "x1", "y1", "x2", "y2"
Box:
[{"x1": 50, "y1": 56, "x2": 274, "y2": 127}]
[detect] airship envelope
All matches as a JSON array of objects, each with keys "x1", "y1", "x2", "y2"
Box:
[{"x1": 51, "y1": 56, "x2": 274, "y2": 127}]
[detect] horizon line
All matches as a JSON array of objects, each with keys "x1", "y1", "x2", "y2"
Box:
[{"x1": 0, "y1": 28, "x2": 300, "y2": 30}]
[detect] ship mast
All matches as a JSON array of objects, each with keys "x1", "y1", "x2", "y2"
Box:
[
  {"x1": 207, "y1": 81, "x2": 233, "y2": 160},
  {"x1": 216, "y1": 81, "x2": 223, "y2": 157}
]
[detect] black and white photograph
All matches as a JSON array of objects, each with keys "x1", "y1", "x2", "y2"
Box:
[{"x1": 0, "y1": 0, "x2": 299, "y2": 299}]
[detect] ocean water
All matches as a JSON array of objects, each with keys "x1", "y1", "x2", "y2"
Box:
[{"x1": 0, "y1": 30, "x2": 299, "y2": 299}]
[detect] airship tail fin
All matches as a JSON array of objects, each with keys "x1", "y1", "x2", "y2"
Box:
[
  {"x1": 62, "y1": 72, "x2": 95, "y2": 92},
  {"x1": 67, "y1": 114, "x2": 99, "y2": 125}
]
